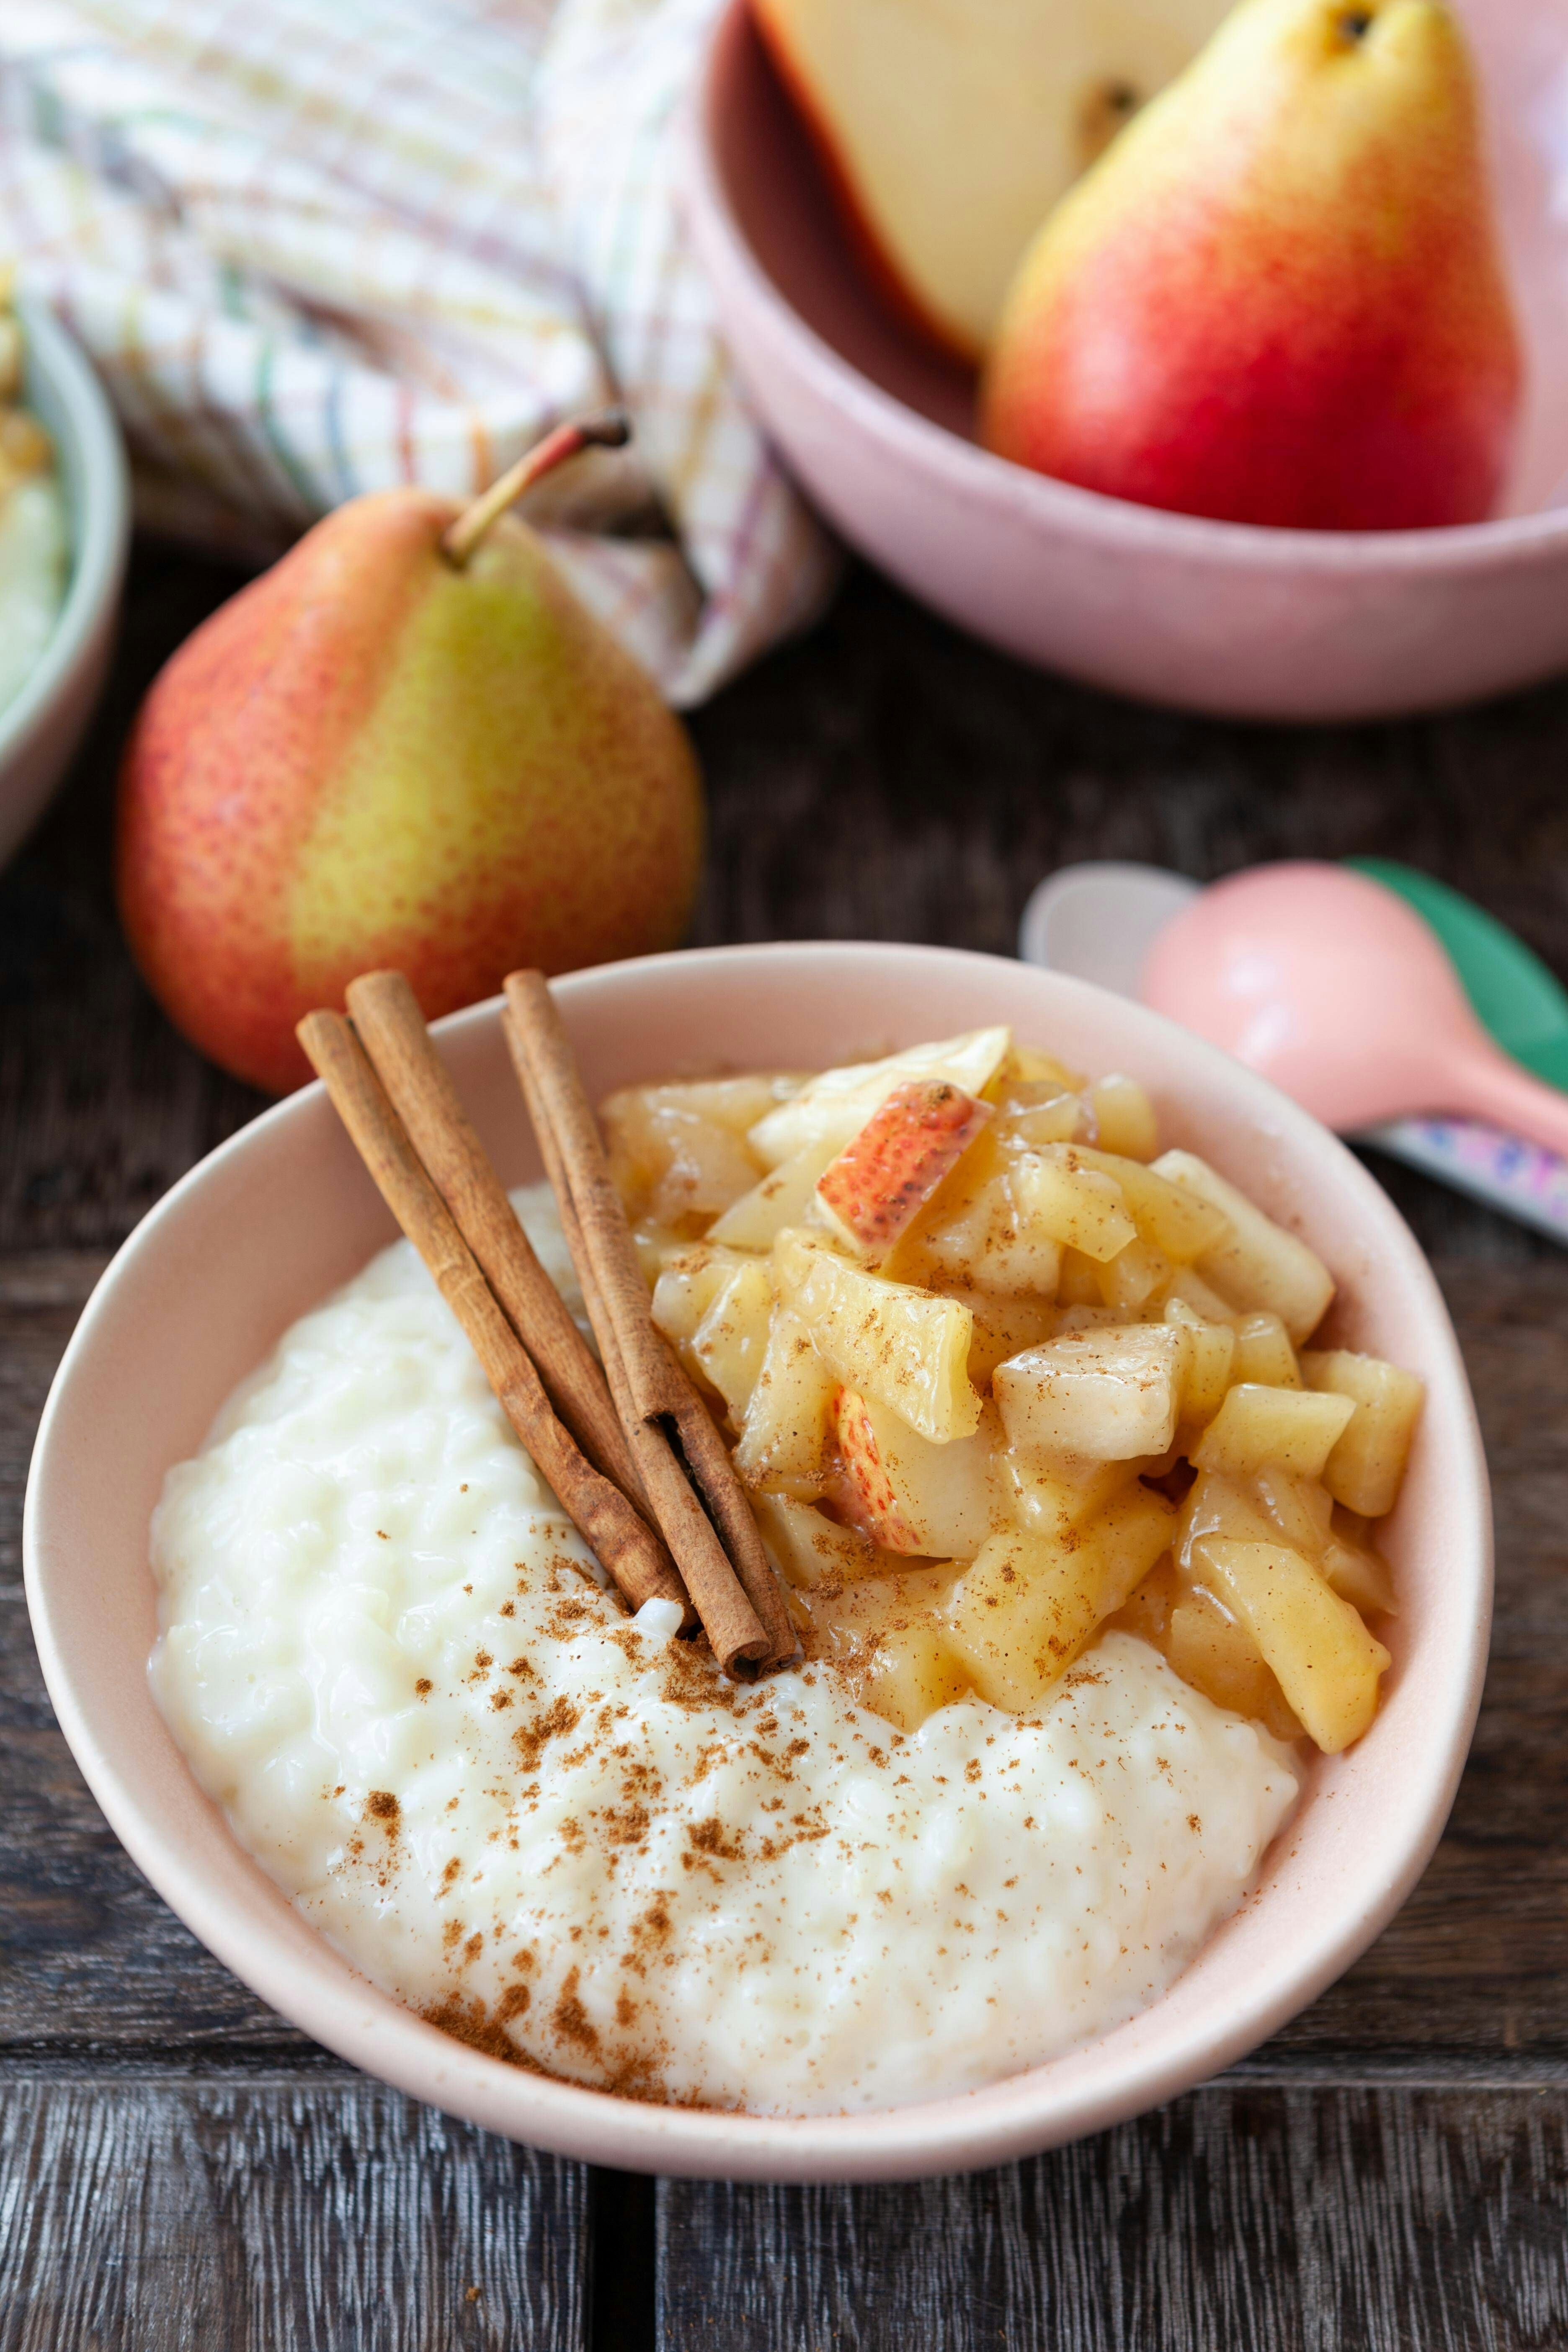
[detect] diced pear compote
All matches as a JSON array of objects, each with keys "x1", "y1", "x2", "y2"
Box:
[
  {"x1": 994, "y1": 1326, "x2": 1182, "y2": 1460},
  {"x1": 732, "y1": 1310, "x2": 839, "y2": 1496},
  {"x1": 833, "y1": 1388, "x2": 1000, "y2": 1555},
  {"x1": 1302, "y1": 1349, "x2": 1425, "y2": 1517},
  {"x1": 942, "y1": 1486, "x2": 1175, "y2": 1712},
  {"x1": 773, "y1": 1231, "x2": 980, "y2": 1444},
  {"x1": 615, "y1": 1026, "x2": 1418, "y2": 1757},
  {"x1": 603, "y1": 1077, "x2": 795, "y2": 1236}
]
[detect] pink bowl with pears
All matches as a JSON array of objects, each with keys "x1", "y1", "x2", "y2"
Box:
[
  {"x1": 681, "y1": 0, "x2": 1568, "y2": 721},
  {"x1": 25, "y1": 941, "x2": 1490, "y2": 2181}
]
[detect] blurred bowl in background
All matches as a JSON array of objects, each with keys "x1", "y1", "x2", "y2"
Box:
[
  {"x1": 0, "y1": 296, "x2": 130, "y2": 869},
  {"x1": 682, "y1": 0, "x2": 1568, "y2": 722}
]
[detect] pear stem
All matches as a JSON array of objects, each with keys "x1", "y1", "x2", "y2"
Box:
[{"x1": 441, "y1": 407, "x2": 631, "y2": 568}]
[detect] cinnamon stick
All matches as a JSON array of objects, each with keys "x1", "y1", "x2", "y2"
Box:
[
  {"x1": 502, "y1": 972, "x2": 799, "y2": 1673},
  {"x1": 343, "y1": 970, "x2": 647, "y2": 1513},
  {"x1": 503, "y1": 1005, "x2": 768, "y2": 1677},
  {"x1": 297, "y1": 1010, "x2": 686, "y2": 1618}
]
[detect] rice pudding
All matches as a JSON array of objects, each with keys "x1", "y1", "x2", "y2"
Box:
[
  {"x1": 150, "y1": 1021, "x2": 1420, "y2": 2112},
  {"x1": 152, "y1": 1186, "x2": 1297, "y2": 2112}
]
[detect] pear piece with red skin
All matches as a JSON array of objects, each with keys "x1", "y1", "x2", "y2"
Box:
[
  {"x1": 980, "y1": 0, "x2": 1522, "y2": 531},
  {"x1": 834, "y1": 1387, "x2": 924, "y2": 1554},
  {"x1": 118, "y1": 431, "x2": 702, "y2": 1095},
  {"x1": 815, "y1": 1080, "x2": 991, "y2": 1259},
  {"x1": 834, "y1": 1386, "x2": 1001, "y2": 1558}
]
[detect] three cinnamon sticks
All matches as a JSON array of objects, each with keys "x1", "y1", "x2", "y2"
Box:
[{"x1": 296, "y1": 972, "x2": 797, "y2": 1678}]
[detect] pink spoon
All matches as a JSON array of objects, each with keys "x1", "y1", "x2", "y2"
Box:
[{"x1": 1142, "y1": 861, "x2": 1568, "y2": 1157}]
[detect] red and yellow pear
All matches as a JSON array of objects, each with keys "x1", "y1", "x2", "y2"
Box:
[
  {"x1": 980, "y1": 0, "x2": 1522, "y2": 531},
  {"x1": 118, "y1": 417, "x2": 703, "y2": 1094}
]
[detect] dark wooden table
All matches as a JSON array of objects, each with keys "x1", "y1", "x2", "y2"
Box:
[{"x1": 3, "y1": 541, "x2": 1565, "y2": 2349}]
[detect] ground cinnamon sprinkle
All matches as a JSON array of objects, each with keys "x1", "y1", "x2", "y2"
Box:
[
  {"x1": 420, "y1": 1994, "x2": 555, "y2": 2071},
  {"x1": 599, "y1": 1803, "x2": 652, "y2": 1849},
  {"x1": 686, "y1": 1815, "x2": 743, "y2": 1863},
  {"x1": 552, "y1": 1966, "x2": 600, "y2": 2055},
  {"x1": 422, "y1": 1983, "x2": 706, "y2": 2106},
  {"x1": 620, "y1": 1894, "x2": 675, "y2": 1979},
  {"x1": 512, "y1": 1694, "x2": 580, "y2": 1773},
  {"x1": 545, "y1": 1595, "x2": 596, "y2": 1640},
  {"x1": 658, "y1": 1640, "x2": 741, "y2": 1715}
]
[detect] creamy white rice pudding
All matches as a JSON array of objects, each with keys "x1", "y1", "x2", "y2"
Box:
[{"x1": 151, "y1": 1184, "x2": 1299, "y2": 2115}]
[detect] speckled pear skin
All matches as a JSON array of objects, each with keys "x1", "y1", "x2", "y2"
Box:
[
  {"x1": 117, "y1": 490, "x2": 704, "y2": 1093},
  {"x1": 980, "y1": 0, "x2": 1522, "y2": 531}
]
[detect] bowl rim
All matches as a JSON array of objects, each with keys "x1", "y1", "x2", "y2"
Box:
[
  {"x1": 0, "y1": 293, "x2": 131, "y2": 769},
  {"x1": 686, "y1": 0, "x2": 1568, "y2": 581},
  {"x1": 23, "y1": 941, "x2": 1493, "y2": 2181}
]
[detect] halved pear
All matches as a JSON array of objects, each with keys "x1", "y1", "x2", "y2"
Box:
[{"x1": 752, "y1": 0, "x2": 1233, "y2": 358}]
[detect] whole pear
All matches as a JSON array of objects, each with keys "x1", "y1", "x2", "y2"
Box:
[
  {"x1": 980, "y1": 0, "x2": 1522, "y2": 531},
  {"x1": 119, "y1": 424, "x2": 703, "y2": 1093}
]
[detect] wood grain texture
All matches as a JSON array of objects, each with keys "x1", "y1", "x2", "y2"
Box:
[
  {"x1": 0, "y1": 2071, "x2": 588, "y2": 2351},
  {"x1": 659, "y1": 2084, "x2": 1568, "y2": 2351}
]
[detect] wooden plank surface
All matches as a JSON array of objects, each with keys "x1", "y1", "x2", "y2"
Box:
[
  {"x1": 658, "y1": 2084, "x2": 1568, "y2": 2352},
  {"x1": 0, "y1": 2070, "x2": 588, "y2": 2352},
  {"x1": 3, "y1": 541, "x2": 1568, "y2": 2344}
]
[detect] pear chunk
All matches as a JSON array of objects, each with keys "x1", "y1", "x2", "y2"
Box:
[
  {"x1": 835, "y1": 1388, "x2": 1001, "y2": 1557},
  {"x1": 1192, "y1": 1382, "x2": 1354, "y2": 1483},
  {"x1": 815, "y1": 1079, "x2": 991, "y2": 1260},
  {"x1": 751, "y1": 1493, "x2": 885, "y2": 1590},
  {"x1": 994, "y1": 1324, "x2": 1182, "y2": 1461},
  {"x1": 1192, "y1": 1535, "x2": 1389, "y2": 1753},
  {"x1": 942, "y1": 1485, "x2": 1175, "y2": 1712},
  {"x1": 707, "y1": 1135, "x2": 840, "y2": 1251},
  {"x1": 747, "y1": 1027, "x2": 1011, "y2": 1169},
  {"x1": 1301, "y1": 1349, "x2": 1424, "y2": 1517},
  {"x1": 689, "y1": 1258, "x2": 776, "y2": 1421},
  {"x1": 732, "y1": 1309, "x2": 838, "y2": 1496},
  {"x1": 774, "y1": 1232, "x2": 980, "y2": 1442},
  {"x1": 1011, "y1": 1147, "x2": 1138, "y2": 1262},
  {"x1": 1152, "y1": 1152, "x2": 1334, "y2": 1343}
]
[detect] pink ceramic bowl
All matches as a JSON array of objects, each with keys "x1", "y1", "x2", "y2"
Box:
[
  {"x1": 683, "y1": 0, "x2": 1568, "y2": 722},
  {"x1": 25, "y1": 943, "x2": 1489, "y2": 2181}
]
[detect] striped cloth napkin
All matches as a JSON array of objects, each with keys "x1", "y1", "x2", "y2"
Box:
[{"x1": 0, "y1": 0, "x2": 839, "y2": 704}]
